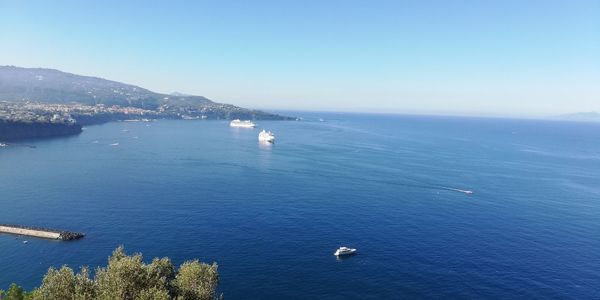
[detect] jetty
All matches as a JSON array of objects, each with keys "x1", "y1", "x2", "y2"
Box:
[{"x1": 0, "y1": 224, "x2": 84, "y2": 241}]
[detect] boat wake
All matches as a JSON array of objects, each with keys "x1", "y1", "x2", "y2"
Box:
[
  {"x1": 379, "y1": 177, "x2": 474, "y2": 196},
  {"x1": 439, "y1": 187, "x2": 474, "y2": 195},
  {"x1": 376, "y1": 180, "x2": 473, "y2": 196},
  {"x1": 269, "y1": 168, "x2": 474, "y2": 196}
]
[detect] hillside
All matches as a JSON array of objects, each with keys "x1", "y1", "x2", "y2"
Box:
[{"x1": 0, "y1": 66, "x2": 289, "y2": 120}]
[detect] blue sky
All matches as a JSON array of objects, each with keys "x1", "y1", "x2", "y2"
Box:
[{"x1": 1, "y1": 0, "x2": 598, "y2": 116}]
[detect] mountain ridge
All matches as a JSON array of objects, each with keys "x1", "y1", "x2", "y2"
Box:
[{"x1": 0, "y1": 65, "x2": 290, "y2": 120}]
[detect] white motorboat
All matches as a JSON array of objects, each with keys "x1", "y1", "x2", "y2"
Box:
[
  {"x1": 230, "y1": 119, "x2": 256, "y2": 128},
  {"x1": 258, "y1": 130, "x2": 275, "y2": 143},
  {"x1": 334, "y1": 246, "x2": 356, "y2": 256}
]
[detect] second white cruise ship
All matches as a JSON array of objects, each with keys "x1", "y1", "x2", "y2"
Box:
[
  {"x1": 258, "y1": 130, "x2": 275, "y2": 143},
  {"x1": 229, "y1": 119, "x2": 256, "y2": 128}
]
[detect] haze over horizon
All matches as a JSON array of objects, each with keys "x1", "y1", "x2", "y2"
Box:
[{"x1": 1, "y1": 0, "x2": 598, "y2": 117}]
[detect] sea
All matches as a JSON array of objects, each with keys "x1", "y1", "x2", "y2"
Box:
[{"x1": 1, "y1": 112, "x2": 600, "y2": 299}]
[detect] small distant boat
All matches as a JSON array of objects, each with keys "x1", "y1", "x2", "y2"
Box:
[
  {"x1": 110, "y1": 142, "x2": 119, "y2": 146},
  {"x1": 23, "y1": 240, "x2": 28, "y2": 244},
  {"x1": 258, "y1": 130, "x2": 275, "y2": 143},
  {"x1": 0, "y1": 143, "x2": 8, "y2": 147},
  {"x1": 334, "y1": 246, "x2": 356, "y2": 256},
  {"x1": 451, "y1": 188, "x2": 473, "y2": 195},
  {"x1": 442, "y1": 187, "x2": 474, "y2": 195},
  {"x1": 230, "y1": 119, "x2": 256, "y2": 128}
]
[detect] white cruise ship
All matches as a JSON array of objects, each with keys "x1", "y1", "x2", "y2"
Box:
[
  {"x1": 258, "y1": 130, "x2": 275, "y2": 143},
  {"x1": 230, "y1": 119, "x2": 256, "y2": 128}
]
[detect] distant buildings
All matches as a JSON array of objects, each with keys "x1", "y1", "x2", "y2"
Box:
[{"x1": 0, "y1": 101, "x2": 155, "y2": 124}]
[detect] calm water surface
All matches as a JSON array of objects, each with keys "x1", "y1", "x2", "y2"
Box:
[{"x1": 1, "y1": 113, "x2": 600, "y2": 299}]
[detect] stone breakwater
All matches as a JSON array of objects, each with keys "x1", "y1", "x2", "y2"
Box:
[{"x1": 0, "y1": 224, "x2": 84, "y2": 241}]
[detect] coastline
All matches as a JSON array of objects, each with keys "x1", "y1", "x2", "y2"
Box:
[{"x1": 0, "y1": 119, "x2": 82, "y2": 142}]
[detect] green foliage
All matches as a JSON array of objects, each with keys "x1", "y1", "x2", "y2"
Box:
[
  {"x1": 31, "y1": 266, "x2": 77, "y2": 299},
  {"x1": 0, "y1": 283, "x2": 30, "y2": 300},
  {"x1": 74, "y1": 267, "x2": 96, "y2": 299},
  {"x1": 2, "y1": 247, "x2": 219, "y2": 300},
  {"x1": 28, "y1": 266, "x2": 96, "y2": 300},
  {"x1": 95, "y1": 247, "x2": 152, "y2": 299},
  {"x1": 146, "y1": 257, "x2": 176, "y2": 297},
  {"x1": 175, "y1": 261, "x2": 219, "y2": 300}
]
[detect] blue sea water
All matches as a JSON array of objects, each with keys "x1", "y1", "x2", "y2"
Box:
[{"x1": 1, "y1": 112, "x2": 600, "y2": 299}]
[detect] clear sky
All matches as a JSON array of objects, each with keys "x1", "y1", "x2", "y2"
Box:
[{"x1": 1, "y1": 0, "x2": 598, "y2": 116}]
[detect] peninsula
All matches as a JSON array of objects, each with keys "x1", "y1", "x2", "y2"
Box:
[{"x1": 0, "y1": 66, "x2": 293, "y2": 141}]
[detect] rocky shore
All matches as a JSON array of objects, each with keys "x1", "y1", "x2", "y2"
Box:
[{"x1": 0, "y1": 119, "x2": 82, "y2": 141}]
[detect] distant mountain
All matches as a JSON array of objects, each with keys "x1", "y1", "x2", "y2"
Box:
[
  {"x1": 0, "y1": 66, "x2": 290, "y2": 120},
  {"x1": 554, "y1": 112, "x2": 600, "y2": 123}
]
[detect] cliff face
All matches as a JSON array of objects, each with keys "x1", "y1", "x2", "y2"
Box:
[{"x1": 0, "y1": 120, "x2": 82, "y2": 141}]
